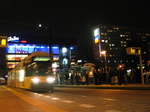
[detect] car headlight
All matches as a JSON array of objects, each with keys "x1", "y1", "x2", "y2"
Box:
[
  {"x1": 47, "y1": 77, "x2": 55, "y2": 83},
  {"x1": 31, "y1": 78, "x2": 40, "y2": 83}
]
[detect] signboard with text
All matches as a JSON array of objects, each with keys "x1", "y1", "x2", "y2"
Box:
[
  {"x1": 126, "y1": 47, "x2": 141, "y2": 55},
  {"x1": 7, "y1": 36, "x2": 20, "y2": 42}
]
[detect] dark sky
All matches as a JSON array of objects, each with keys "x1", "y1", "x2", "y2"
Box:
[{"x1": 0, "y1": 0, "x2": 150, "y2": 38}]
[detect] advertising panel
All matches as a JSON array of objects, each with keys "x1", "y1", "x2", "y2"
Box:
[
  {"x1": 94, "y1": 28, "x2": 102, "y2": 56},
  {"x1": 59, "y1": 46, "x2": 71, "y2": 68},
  {"x1": 94, "y1": 28, "x2": 100, "y2": 44}
]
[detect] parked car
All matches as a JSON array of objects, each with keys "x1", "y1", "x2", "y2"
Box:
[{"x1": 0, "y1": 77, "x2": 5, "y2": 85}]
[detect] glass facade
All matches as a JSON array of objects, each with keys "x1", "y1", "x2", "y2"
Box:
[
  {"x1": 7, "y1": 44, "x2": 50, "y2": 53},
  {"x1": 6, "y1": 43, "x2": 77, "y2": 70}
]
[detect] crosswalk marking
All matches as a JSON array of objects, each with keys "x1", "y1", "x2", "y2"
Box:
[
  {"x1": 51, "y1": 97, "x2": 60, "y2": 100},
  {"x1": 79, "y1": 104, "x2": 95, "y2": 108},
  {"x1": 63, "y1": 100, "x2": 74, "y2": 103}
]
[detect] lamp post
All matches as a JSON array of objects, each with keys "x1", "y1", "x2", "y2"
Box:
[{"x1": 101, "y1": 51, "x2": 107, "y2": 73}]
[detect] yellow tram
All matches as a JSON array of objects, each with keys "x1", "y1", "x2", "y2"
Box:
[{"x1": 7, "y1": 51, "x2": 55, "y2": 91}]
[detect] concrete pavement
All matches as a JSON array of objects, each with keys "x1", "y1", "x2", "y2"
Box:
[
  {"x1": 0, "y1": 86, "x2": 67, "y2": 112},
  {"x1": 0, "y1": 84, "x2": 150, "y2": 112}
]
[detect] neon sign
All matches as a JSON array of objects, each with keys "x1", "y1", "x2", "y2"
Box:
[{"x1": 7, "y1": 36, "x2": 20, "y2": 42}]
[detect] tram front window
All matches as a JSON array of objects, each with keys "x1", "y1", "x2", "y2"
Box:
[
  {"x1": 36, "y1": 62, "x2": 51, "y2": 75},
  {"x1": 26, "y1": 62, "x2": 52, "y2": 76}
]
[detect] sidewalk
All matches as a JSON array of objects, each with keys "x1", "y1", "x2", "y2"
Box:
[
  {"x1": 0, "y1": 86, "x2": 67, "y2": 112},
  {"x1": 54, "y1": 83, "x2": 150, "y2": 90}
]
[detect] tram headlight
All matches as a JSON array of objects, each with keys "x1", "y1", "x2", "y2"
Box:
[
  {"x1": 47, "y1": 77, "x2": 55, "y2": 83},
  {"x1": 31, "y1": 78, "x2": 40, "y2": 83}
]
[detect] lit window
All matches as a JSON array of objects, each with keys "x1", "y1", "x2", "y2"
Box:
[
  {"x1": 105, "y1": 40, "x2": 108, "y2": 43},
  {"x1": 101, "y1": 40, "x2": 105, "y2": 42}
]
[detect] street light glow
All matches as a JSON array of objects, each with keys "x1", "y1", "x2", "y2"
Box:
[
  {"x1": 38, "y1": 24, "x2": 42, "y2": 28},
  {"x1": 101, "y1": 51, "x2": 106, "y2": 54}
]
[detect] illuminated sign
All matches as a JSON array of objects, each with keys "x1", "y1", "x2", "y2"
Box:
[
  {"x1": 21, "y1": 40, "x2": 27, "y2": 43},
  {"x1": 7, "y1": 36, "x2": 20, "y2": 42},
  {"x1": 94, "y1": 28, "x2": 100, "y2": 43},
  {"x1": 0, "y1": 36, "x2": 7, "y2": 47},
  {"x1": 126, "y1": 47, "x2": 141, "y2": 55},
  {"x1": 94, "y1": 28, "x2": 102, "y2": 57},
  {"x1": 33, "y1": 57, "x2": 51, "y2": 61}
]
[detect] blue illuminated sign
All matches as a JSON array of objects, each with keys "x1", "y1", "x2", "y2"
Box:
[{"x1": 7, "y1": 36, "x2": 20, "y2": 42}]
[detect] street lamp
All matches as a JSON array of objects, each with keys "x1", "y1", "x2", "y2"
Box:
[{"x1": 101, "y1": 51, "x2": 107, "y2": 73}]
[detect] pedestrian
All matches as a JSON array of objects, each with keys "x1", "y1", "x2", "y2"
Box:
[
  {"x1": 117, "y1": 66, "x2": 123, "y2": 85},
  {"x1": 97, "y1": 69, "x2": 102, "y2": 85},
  {"x1": 130, "y1": 69, "x2": 135, "y2": 84},
  {"x1": 120, "y1": 64, "x2": 127, "y2": 85},
  {"x1": 70, "y1": 74, "x2": 74, "y2": 85},
  {"x1": 75, "y1": 73, "x2": 81, "y2": 85},
  {"x1": 109, "y1": 68, "x2": 117, "y2": 85},
  {"x1": 94, "y1": 69, "x2": 98, "y2": 85},
  {"x1": 85, "y1": 71, "x2": 89, "y2": 85},
  {"x1": 102, "y1": 69, "x2": 106, "y2": 84},
  {"x1": 146, "y1": 60, "x2": 150, "y2": 85},
  {"x1": 65, "y1": 72, "x2": 69, "y2": 85}
]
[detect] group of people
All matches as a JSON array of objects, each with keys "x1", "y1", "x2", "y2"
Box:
[
  {"x1": 64, "y1": 64, "x2": 137, "y2": 85},
  {"x1": 93, "y1": 64, "x2": 135, "y2": 85}
]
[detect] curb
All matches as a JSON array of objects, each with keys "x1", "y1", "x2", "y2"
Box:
[{"x1": 54, "y1": 85, "x2": 150, "y2": 90}]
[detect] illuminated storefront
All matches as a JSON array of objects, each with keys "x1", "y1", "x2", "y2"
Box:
[{"x1": 6, "y1": 36, "x2": 77, "y2": 71}]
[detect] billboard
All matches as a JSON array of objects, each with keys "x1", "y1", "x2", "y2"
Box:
[
  {"x1": 94, "y1": 28, "x2": 102, "y2": 56},
  {"x1": 94, "y1": 28, "x2": 100, "y2": 44}
]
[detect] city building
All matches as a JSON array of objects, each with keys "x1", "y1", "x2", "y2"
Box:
[
  {"x1": 5, "y1": 36, "x2": 77, "y2": 73},
  {"x1": 92, "y1": 24, "x2": 150, "y2": 70}
]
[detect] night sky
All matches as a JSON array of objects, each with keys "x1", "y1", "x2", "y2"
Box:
[{"x1": 0, "y1": 0, "x2": 150, "y2": 39}]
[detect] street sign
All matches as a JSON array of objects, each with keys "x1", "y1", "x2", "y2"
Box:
[
  {"x1": 0, "y1": 36, "x2": 7, "y2": 47},
  {"x1": 126, "y1": 47, "x2": 141, "y2": 55},
  {"x1": 126, "y1": 47, "x2": 144, "y2": 84}
]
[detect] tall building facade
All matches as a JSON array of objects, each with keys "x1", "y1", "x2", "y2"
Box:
[{"x1": 92, "y1": 24, "x2": 150, "y2": 69}]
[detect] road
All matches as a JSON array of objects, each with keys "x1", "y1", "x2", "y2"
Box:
[
  {"x1": 36, "y1": 87, "x2": 150, "y2": 112},
  {"x1": 2, "y1": 86, "x2": 150, "y2": 112}
]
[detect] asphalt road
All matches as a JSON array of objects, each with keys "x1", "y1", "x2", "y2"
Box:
[
  {"x1": 38, "y1": 87, "x2": 150, "y2": 112},
  {"x1": 2, "y1": 86, "x2": 150, "y2": 112}
]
